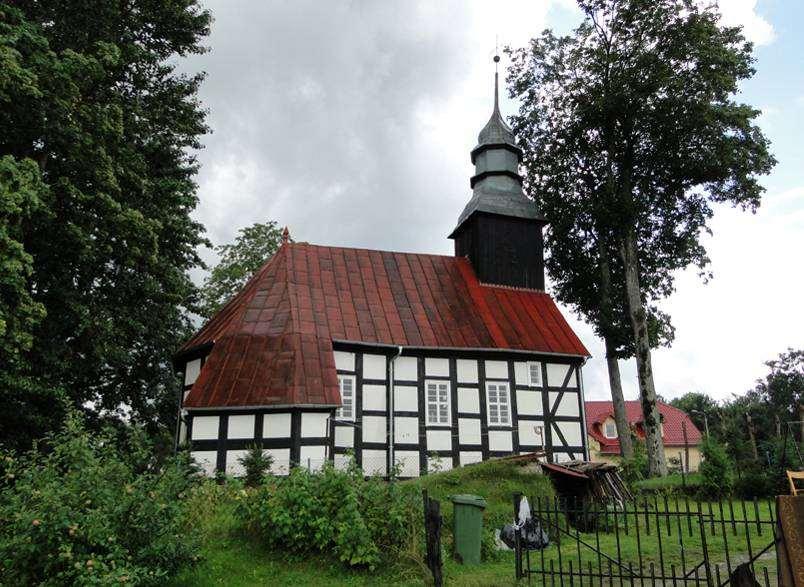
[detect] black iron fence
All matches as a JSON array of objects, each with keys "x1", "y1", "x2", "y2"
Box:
[{"x1": 513, "y1": 494, "x2": 779, "y2": 586}]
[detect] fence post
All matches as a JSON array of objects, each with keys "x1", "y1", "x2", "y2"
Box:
[
  {"x1": 423, "y1": 490, "x2": 443, "y2": 587},
  {"x1": 513, "y1": 492, "x2": 523, "y2": 579}
]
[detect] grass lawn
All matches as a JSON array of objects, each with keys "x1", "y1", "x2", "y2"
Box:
[
  {"x1": 170, "y1": 461, "x2": 775, "y2": 586},
  {"x1": 633, "y1": 472, "x2": 701, "y2": 492}
]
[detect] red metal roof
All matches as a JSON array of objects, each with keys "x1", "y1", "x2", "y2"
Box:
[
  {"x1": 585, "y1": 400, "x2": 702, "y2": 454},
  {"x1": 180, "y1": 242, "x2": 589, "y2": 408}
]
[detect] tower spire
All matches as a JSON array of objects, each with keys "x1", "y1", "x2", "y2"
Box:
[{"x1": 493, "y1": 53, "x2": 500, "y2": 115}]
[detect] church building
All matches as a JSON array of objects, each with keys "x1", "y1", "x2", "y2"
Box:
[{"x1": 174, "y1": 64, "x2": 591, "y2": 477}]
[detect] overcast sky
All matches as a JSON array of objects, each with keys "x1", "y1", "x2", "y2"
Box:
[{"x1": 184, "y1": 0, "x2": 803, "y2": 404}]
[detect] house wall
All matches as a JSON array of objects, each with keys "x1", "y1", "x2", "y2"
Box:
[
  {"x1": 178, "y1": 345, "x2": 587, "y2": 478},
  {"x1": 587, "y1": 436, "x2": 702, "y2": 472},
  {"x1": 330, "y1": 346, "x2": 586, "y2": 478}
]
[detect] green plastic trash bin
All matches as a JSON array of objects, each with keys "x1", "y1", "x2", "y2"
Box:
[{"x1": 451, "y1": 494, "x2": 487, "y2": 565}]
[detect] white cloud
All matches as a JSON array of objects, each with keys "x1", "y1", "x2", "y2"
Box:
[{"x1": 716, "y1": 0, "x2": 775, "y2": 46}]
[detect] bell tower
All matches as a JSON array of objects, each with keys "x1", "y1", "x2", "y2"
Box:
[{"x1": 449, "y1": 55, "x2": 546, "y2": 290}]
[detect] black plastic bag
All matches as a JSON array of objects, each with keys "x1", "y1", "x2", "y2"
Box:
[{"x1": 500, "y1": 518, "x2": 549, "y2": 550}]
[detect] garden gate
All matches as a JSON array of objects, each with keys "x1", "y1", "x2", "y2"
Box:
[{"x1": 513, "y1": 494, "x2": 780, "y2": 586}]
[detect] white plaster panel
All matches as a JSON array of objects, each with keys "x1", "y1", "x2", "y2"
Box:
[
  {"x1": 456, "y1": 359, "x2": 478, "y2": 383},
  {"x1": 555, "y1": 392, "x2": 580, "y2": 417},
  {"x1": 426, "y1": 429, "x2": 452, "y2": 451},
  {"x1": 547, "y1": 363, "x2": 572, "y2": 387},
  {"x1": 554, "y1": 452, "x2": 573, "y2": 463},
  {"x1": 489, "y1": 430, "x2": 513, "y2": 452},
  {"x1": 514, "y1": 362, "x2": 529, "y2": 386},
  {"x1": 460, "y1": 451, "x2": 483, "y2": 466},
  {"x1": 333, "y1": 350, "x2": 355, "y2": 372},
  {"x1": 485, "y1": 360, "x2": 508, "y2": 379},
  {"x1": 518, "y1": 421, "x2": 545, "y2": 446},
  {"x1": 184, "y1": 358, "x2": 202, "y2": 386},
  {"x1": 191, "y1": 451, "x2": 217, "y2": 476},
  {"x1": 363, "y1": 354, "x2": 387, "y2": 380},
  {"x1": 192, "y1": 416, "x2": 219, "y2": 440},
  {"x1": 178, "y1": 420, "x2": 188, "y2": 445},
  {"x1": 556, "y1": 421, "x2": 583, "y2": 447},
  {"x1": 516, "y1": 390, "x2": 543, "y2": 416},
  {"x1": 394, "y1": 451, "x2": 420, "y2": 477},
  {"x1": 301, "y1": 412, "x2": 330, "y2": 438},
  {"x1": 425, "y1": 357, "x2": 449, "y2": 376},
  {"x1": 227, "y1": 415, "x2": 255, "y2": 440},
  {"x1": 264, "y1": 448, "x2": 291, "y2": 475},
  {"x1": 394, "y1": 417, "x2": 419, "y2": 444},
  {"x1": 226, "y1": 450, "x2": 248, "y2": 477},
  {"x1": 428, "y1": 455, "x2": 452, "y2": 473},
  {"x1": 299, "y1": 445, "x2": 327, "y2": 471},
  {"x1": 457, "y1": 387, "x2": 480, "y2": 413},
  {"x1": 394, "y1": 385, "x2": 418, "y2": 412},
  {"x1": 335, "y1": 425, "x2": 354, "y2": 448},
  {"x1": 362, "y1": 449, "x2": 387, "y2": 476},
  {"x1": 394, "y1": 356, "x2": 418, "y2": 381},
  {"x1": 362, "y1": 384, "x2": 387, "y2": 412},
  {"x1": 362, "y1": 415, "x2": 387, "y2": 444},
  {"x1": 458, "y1": 418, "x2": 481, "y2": 445},
  {"x1": 334, "y1": 454, "x2": 353, "y2": 471},
  {"x1": 263, "y1": 413, "x2": 291, "y2": 438}
]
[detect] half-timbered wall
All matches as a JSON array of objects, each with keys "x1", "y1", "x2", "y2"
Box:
[{"x1": 179, "y1": 345, "x2": 587, "y2": 478}]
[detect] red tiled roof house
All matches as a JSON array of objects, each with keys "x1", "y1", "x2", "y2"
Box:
[
  {"x1": 585, "y1": 401, "x2": 703, "y2": 472},
  {"x1": 174, "y1": 70, "x2": 591, "y2": 477}
]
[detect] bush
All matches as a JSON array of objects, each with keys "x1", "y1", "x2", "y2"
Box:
[
  {"x1": 0, "y1": 412, "x2": 201, "y2": 585},
  {"x1": 238, "y1": 444, "x2": 274, "y2": 487},
  {"x1": 236, "y1": 460, "x2": 419, "y2": 569},
  {"x1": 618, "y1": 439, "x2": 649, "y2": 485},
  {"x1": 698, "y1": 437, "x2": 734, "y2": 499},
  {"x1": 734, "y1": 464, "x2": 774, "y2": 499}
]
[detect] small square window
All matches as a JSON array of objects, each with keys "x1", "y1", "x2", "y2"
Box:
[
  {"x1": 604, "y1": 421, "x2": 617, "y2": 439},
  {"x1": 337, "y1": 375, "x2": 355, "y2": 421},
  {"x1": 528, "y1": 362, "x2": 542, "y2": 387}
]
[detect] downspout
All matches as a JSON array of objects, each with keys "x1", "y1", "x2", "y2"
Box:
[{"x1": 389, "y1": 346, "x2": 403, "y2": 476}]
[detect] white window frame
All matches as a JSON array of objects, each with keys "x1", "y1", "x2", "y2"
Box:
[
  {"x1": 336, "y1": 375, "x2": 355, "y2": 421},
  {"x1": 486, "y1": 381, "x2": 512, "y2": 426},
  {"x1": 527, "y1": 361, "x2": 542, "y2": 387},
  {"x1": 425, "y1": 380, "x2": 451, "y2": 426},
  {"x1": 604, "y1": 420, "x2": 617, "y2": 439}
]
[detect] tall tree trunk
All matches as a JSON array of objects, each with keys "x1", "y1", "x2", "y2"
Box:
[
  {"x1": 619, "y1": 230, "x2": 667, "y2": 477},
  {"x1": 604, "y1": 335, "x2": 633, "y2": 459},
  {"x1": 598, "y1": 249, "x2": 633, "y2": 459}
]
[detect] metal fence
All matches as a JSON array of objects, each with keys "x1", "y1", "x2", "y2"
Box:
[{"x1": 513, "y1": 494, "x2": 779, "y2": 586}]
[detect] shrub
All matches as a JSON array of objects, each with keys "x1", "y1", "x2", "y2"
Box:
[
  {"x1": 238, "y1": 444, "x2": 274, "y2": 487},
  {"x1": 619, "y1": 439, "x2": 649, "y2": 485},
  {"x1": 698, "y1": 437, "x2": 734, "y2": 499},
  {"x1": 236, "y1": 461, "x2": 419, "y2": 569},
  {"x1": 734, "y1": 464, "x2": 774, "y2": 499},
  {"x1": 0, "y1": 412, "x2": 201, "y2": 585}
]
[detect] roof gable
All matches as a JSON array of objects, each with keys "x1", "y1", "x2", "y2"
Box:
[{"x1": 180, "y1": 242, "x2": 589, "y2": 408}]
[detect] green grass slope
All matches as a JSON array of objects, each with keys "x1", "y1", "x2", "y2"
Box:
[{"x1": 171, "y1": 458, "x2": 555, "y2": 586}]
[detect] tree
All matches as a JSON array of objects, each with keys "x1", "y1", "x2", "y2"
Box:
[
  {"x1": 199, "y1": 221, "x2": 286, "y2": 319},
  {"x1": 508, "y1": 0, "x2": 774, "y2": 475},
  {"x1": 669, "y1": 392, "x2": 721, "y2": 439},
  {"x1": 0, "y1": 2, "x2": 211, "y2": 451}
]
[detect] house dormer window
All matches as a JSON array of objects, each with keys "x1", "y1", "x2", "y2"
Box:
[
  {"x1": 337, "y1": 375, "x2": 355, "y2": 421},
  {"x1": 604, "y1": 421, "x2": 617, "y2": 439},
  {"x1": 527, "y1": 362, "x2": 542, "y2": 387}
]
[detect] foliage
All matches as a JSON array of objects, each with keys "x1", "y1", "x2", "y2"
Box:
[
  {"x1": 508, "y1": 0, "x2": 775, "y2": 476},
  {"x1": 698, "y1": 438, "x2": 734, "y2": 499},
  {"x1": 619, "y1": 439, "x2": 649, "y2": 485},
  {"x1": 237, "y1": 444, "x2": 274, "y2": 488},
  {"x1": 633, "y1": 473, "x2": 701, "y2": 494},
  {"x1": 669, "y1": 392, "x2": 719, "y2": 437},
  {"x1": 0, "y1": 411, "x2": 202, "y2": 585},
  {"x1": 199, "y1": 221, "x2": 285, "y2": 319},
  {"x1": 0, "y1": 1, "x2": 211, "y2": 451},
  {"x1": 236, "y1": 461, "x2": 419, "y2": 570}
]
